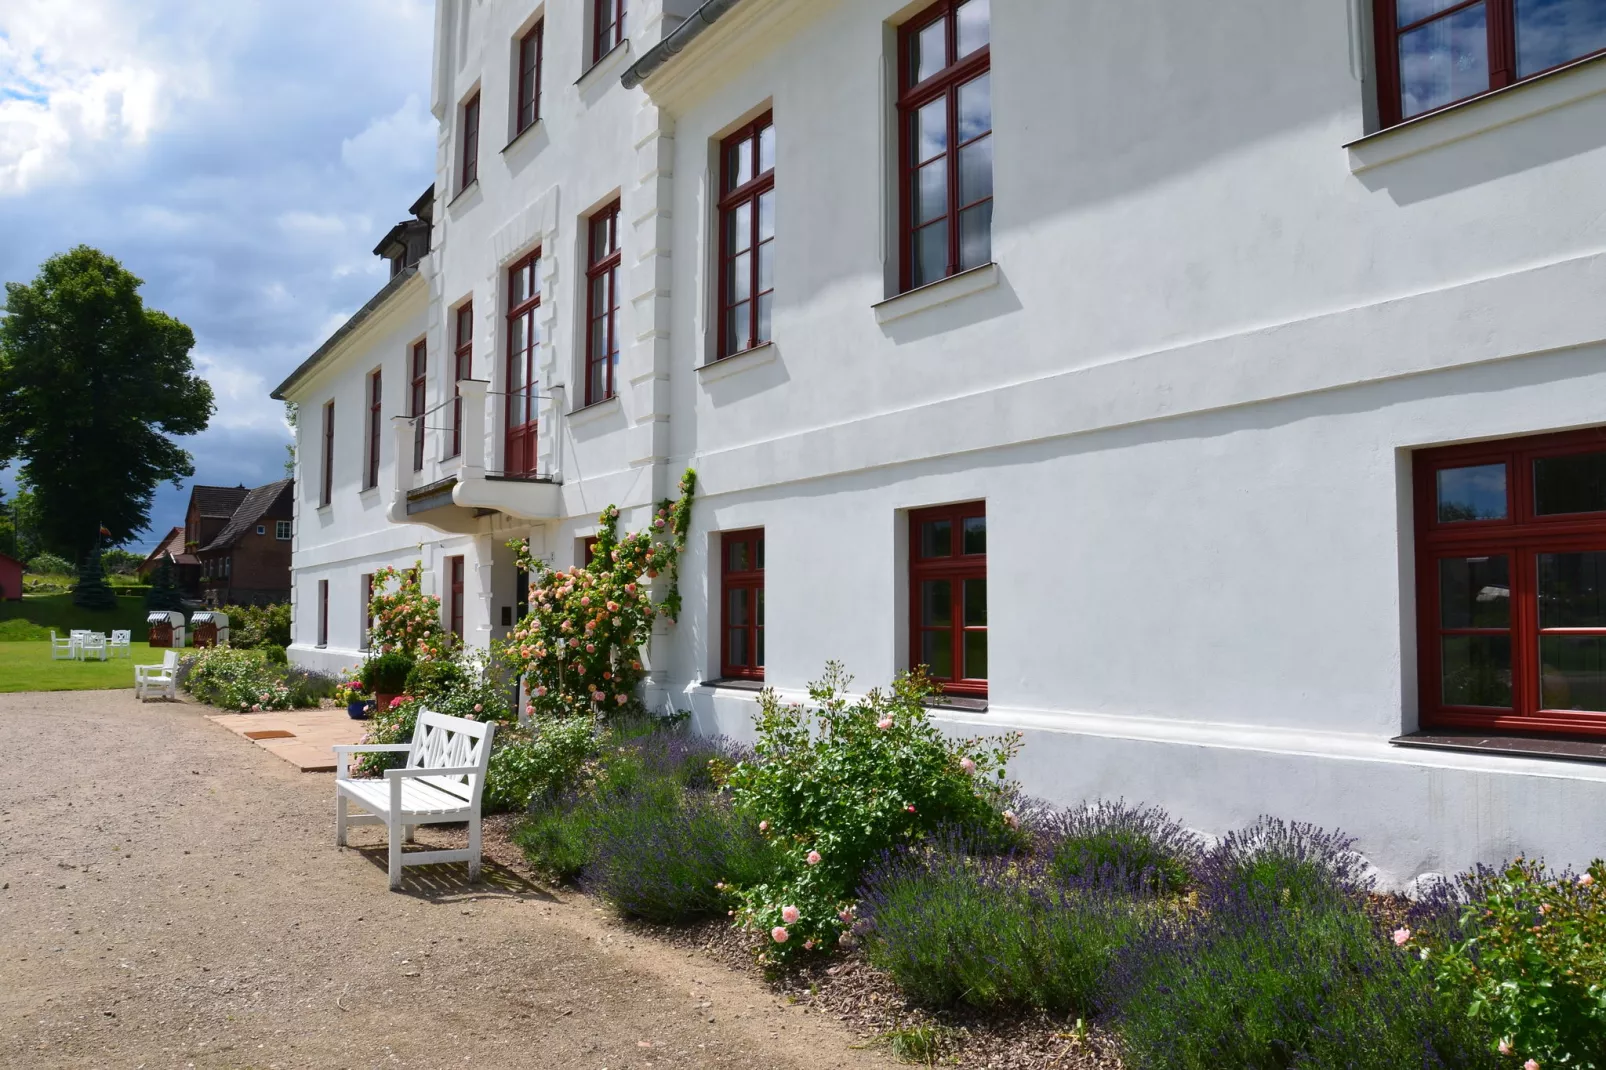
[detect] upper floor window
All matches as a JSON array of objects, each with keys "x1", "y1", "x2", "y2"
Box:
[
  {"x1": 910, "y1": 500, "x2": 987, "y2": 696},
  {"x1": 320, "y1": 400, "x2": 334, "y2": 507},
  {"x1": 365, "y1": 368, "x2": 382, "y2": 490},
  {"x1": 594, "y1": 0, "x2": 626, "y2": 65},
  {"x1": 275, "y1": 520, "x2": 292, "y2": 541},
  {"x1": 1376, "y1": 0, "x2": 1606, "y2": 126},
  {"x1": 718, "y1": 113, "x2": 775, "y2": 360},
  {"x1": 585, "y1": 200, "x2": 622, "y2": 406},
  {"x1": 898, "y1": 0, "x2": 991, "y2": 293},
  {"x1": 1415, "y1": 425, "x2": 1606, "y2": 739},
  {"x1": 506, "y1": 251, "x2": 542, "y2": 478},
  {"x1": 459, "y1": 92, "x2": 481, "y2": 193},
  {"x1": 409, "y1": 339, "x2": 427, "y2": 472},
  {"x1": 517, "y1": 22, "x2": 544, "y2": 135},
  {"x1": 448, "y1": 302, "x2": 472, "y2": 458}
]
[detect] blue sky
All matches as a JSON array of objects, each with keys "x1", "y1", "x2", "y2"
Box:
[{"x1": 0, "y1": 1, "x2": 437, "y2": 552}]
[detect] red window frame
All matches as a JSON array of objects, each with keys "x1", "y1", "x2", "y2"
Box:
[
  {"x1": 1415, "y1": 426, "x2": 1606, "y2": 738},
  {"x1": 584, "y1": 201, "x2": 622, "y2": 406},
  {"x1": 909, "y1": 501, "x2": 987, "y2": 696},
  {"x1": 717, "y1": 112, "x2": 775, "y2": 360},
  {"x1": 516, "y1": 22, "x2": 544, "y2": 135},
  {"x1": 582, "y1": 535, "x2": 599, "y2": 566},
  {"x1": 320, "y1": 400, "x2": 334, "y2": 507},
  {"x1": 365, "y1": 368, "x2": 382, "y2": 490},
  {"x1": 1374, "y1": 0, "x2": 1606, "y2": 128},
  {"x1": 897, "y1": 0, "x2": 992, "y2": 294},
  {"x1": 593, "y1": 0, "x2": 626, "y2": 65},
  {"x1": 459, "y1": 92, "x2": 480, "y2": 193},
  {"x1": 361, "y1": 573, "x2": 373, "y2": 651},
  {"x1": 505, "y1": 251, "x2": 541, "y2": 478},
  {"x1": 317, "y1": 578, "x2": 329, "y2": 648},
  {"x1": 448, "y1": 302, "x2": 472, "y2": 459},
  {"x1": 409, "y1": 339, "x2": 427, "y2": 472},
  {"x1": 448, "y1": 555, "x2": 465, "y2": 640},
  {"x1": 721, "y1": 529, "x2": 765, "y2": 680}
]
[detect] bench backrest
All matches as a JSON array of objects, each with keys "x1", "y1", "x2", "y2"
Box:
[
  {"x1": 111, "y1": 630, "x2": 131, "y2": 643},
  {"x1": 406, "y1": 709, "x2": 495, "y2": 803}
]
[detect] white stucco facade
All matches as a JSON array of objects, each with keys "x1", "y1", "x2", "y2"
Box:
[{"x1": 281, "y1": 0, "x2": 1606, "y2": 883}]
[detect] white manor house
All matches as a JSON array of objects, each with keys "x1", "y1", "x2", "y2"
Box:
[{"x1": 275, "y1": 0, "x2": 1606, "y2": 882}]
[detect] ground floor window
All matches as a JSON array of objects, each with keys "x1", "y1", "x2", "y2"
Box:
[
  {"x1": 1415, "y1": 425, "x2": 1606, "y2": 738},
  {"x1": 360, "y1": 573, "x2": 373, "y2": 651},
  {"x1": 909, "y1": 501, "x2": 986, "y2": 696},
  {"x1": 317, "y1": 579, "x2": 329, "y2": 648},
  {"x1": 447, "y1": 555, "x2": 465, "y2": 641},
  {"x1": 721, "y1": 529, "x2": 764, "y2": 679}
]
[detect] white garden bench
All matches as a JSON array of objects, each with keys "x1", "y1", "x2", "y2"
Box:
[
  {"x1": 332, "y1": 710, "x2": 496, "y2": 890},
  {"x1": 134, "y1": 650, "x2": 180, "y2": 701}
]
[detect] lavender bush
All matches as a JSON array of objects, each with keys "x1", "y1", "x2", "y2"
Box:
[{"x1": 1042, "y1": 800, "x2": 1203, "y2": 896}]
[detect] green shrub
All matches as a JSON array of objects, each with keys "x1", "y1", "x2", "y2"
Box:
[
  {"x1": 1418, "y1": 857, "x2": 1606, "y2": 1069},
  {"x1": 25, "y1": 552, "x2": 71, "y2": 575},
  {"x1": 222, "y1": 603, "x2": 292, "y2": 649},
  {"x1": 483, "y1": 715, "x2": 598, "y2": 813},
  {"x1": 513, "y1": 802, "x2": 598, "y2": 880},
  {"x1": 862, "y1": 836, "x2": 1150, "y2": 1013},
  {"x1": 360, "y1": 651, "x2": 415, "y2": 695},
  {"x1": 404, "y1": 647, "x2": 512, "y2": 722},
  {"x1": 101, "y1": 548, "x2": 144, "y2": 575},
  {"x1": 180, "y1": 647, "x2": 296, "y2": 711},
  {"x1": 262, "y1": 643, "x2": 288, "y2": 665},
  {"x1": 404, "y1": 659, "x2": 466, "y2": 701},
  {"x1": 0, "y1": 619, "x2": 50, "y2": 641},
  {"x1": 723, "y1": 662, "x2": 1021, "y2": 960},
  {"x1": 352, "y1": 697, "x2": 422, "y2": 776}
]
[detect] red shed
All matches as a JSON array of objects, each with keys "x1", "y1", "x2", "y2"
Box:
[{"x1": 0, "y1": 552, "x2": 22, "y2": 601}]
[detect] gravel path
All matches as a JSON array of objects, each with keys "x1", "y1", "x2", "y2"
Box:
[{"x1": 0, "y1": 691, "x2": 897, "y2": 1070}]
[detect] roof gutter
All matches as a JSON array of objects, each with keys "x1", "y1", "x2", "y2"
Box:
[{"x1": 621, "y1": 0, "x2": 747, "y2": 89}]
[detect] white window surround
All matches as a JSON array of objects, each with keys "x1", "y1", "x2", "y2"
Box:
[
  {"x1": 501, "y1": 118, "x2": 545, "y2": 155},
  {"x1": 698, "y1": 341, "x2": 777, "y2": 383},
  {"x1": 1347, "y1": 51, "x2": 1606, "y2": 172},
  {"x1": 567, "y1": 392, "x2": 622, "y2": 427},
  {"x1": 576, "y1": 40, "x2": 631, "y2": 92},
  {"x1": 873, "y1": 262, "x2": 1000, "y2": 326}
]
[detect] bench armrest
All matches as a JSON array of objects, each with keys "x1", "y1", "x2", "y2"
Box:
[
  {"x1": 331, "y1": 744, "x2": 412, "y2": 754},
  {"x1": 383, "y1": 765, "x2": 483, "y2": 779}
]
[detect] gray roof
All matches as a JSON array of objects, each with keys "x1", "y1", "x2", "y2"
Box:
[
  {"x1": 622, "y1": 0, "x2": 747, "y2": 88},
  {"x1": 201, "y1": 479, "x2": 293, "y2": 552}
]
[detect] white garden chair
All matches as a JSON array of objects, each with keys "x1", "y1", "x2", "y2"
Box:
[
  {"x1": 333, "y1": 710, "x2": 496, "y2": 890},
  {"x1": 108, "y1": 630, "x2": 132, "y2": 658},
  {"x1": 134, "y1": 650, "x2": 181, "y2": 701},
  {"x1": 79, "y1": 633, "x2": 108, "y2": 661},
  {"x1": 49, "y1": 630, "x2": 76, "y2": 660}
]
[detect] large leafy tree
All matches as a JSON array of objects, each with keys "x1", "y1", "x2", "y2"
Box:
[{"x1": 0, "y1": 247, "x2": 214, "y2": 561}]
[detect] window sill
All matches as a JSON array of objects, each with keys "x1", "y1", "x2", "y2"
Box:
[
  {"x1": 1347, "y1": 51, "x2": 1606, "y2": 172},
  {"x1": 924, "y1": 694, "x2": 989, "y2": 714},
  {"x1": 447, "y1": 180, "x2": 481, "y2": 211},
  {"x1": 501, "y1": 120, "x2": 543, "y2": 155},
  {"x1": 697, "y1": 341, "x2": 776, "y2": 383},
  {"x1": 567, "y1": 394, "x2": 621, "y2": 427},
  {"x1": 1391, "y1": 729, "x2": 1606, "y2": 766},
  {"x1": 874, "y1": 262, "x2": 999, "y2": 326},
  {"x1": 576, "y1": 40, "x2": 631, "y2": 92},
  {"x1": 702, "y1": 677, "x2": 765, "y2": 692}
]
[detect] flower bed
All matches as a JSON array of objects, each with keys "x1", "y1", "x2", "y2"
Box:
[{"x1": 178, "y1": 646, "x2": 336, "y2": 711}]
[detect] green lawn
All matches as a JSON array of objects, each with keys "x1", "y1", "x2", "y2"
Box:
[
  {"x1": 0, "y1": 640, "x2": 160, "y2": 693},
  {"x1": 0, "y1": 592, "x2": 153, "y2": 637}
]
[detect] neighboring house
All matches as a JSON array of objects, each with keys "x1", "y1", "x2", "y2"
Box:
[
  {"x1": 137, "y1": 526, "x2": 201, "y2": 600},
  {"x1": 0, "y1": 552, "x2": 22, "y2": 601},
  {"x1": 194, "y1": 480, "x2": 295, "y2": 607},
  {"x1": 277, "y1": 0, "x2": 1606, "y2": 885}
]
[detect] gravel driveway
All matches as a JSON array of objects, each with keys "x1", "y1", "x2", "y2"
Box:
[{"x1": 0, "y1": 691, "x2": 895, "y2": 1070}]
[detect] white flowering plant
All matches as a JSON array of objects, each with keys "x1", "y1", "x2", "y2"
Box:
[{"x1": 723, "y1": 662, "x2": 1022, "y2": 962}]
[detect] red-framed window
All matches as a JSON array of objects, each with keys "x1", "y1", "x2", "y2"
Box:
[
  {"x1": 898, "y1": 0, "x2": 992, "y2": 293},
  {"x1": 365, "y1": 368, "x2": 382, "y2": 490},
  {"x1": 447, "y1": 555, "x2": 465, "y2": 640},
  {"x1": 717, "y1": 113, "x2": 775, "y2": 360},
  {"x1": 320, "y1": 400, "x2": 334, "y2": 507},
  {"x1": 909, "y1": 501, "x2": 986, "y2": 696},
  {"x1": 317, "y1": 579, "x2": 329, "y2": 648},
  {"x1": 459, "y1": 92, "x2": 480, "y2": 193},
  {"x1": 721, "y1": 529, "x2": 765, "y2": 679},
  {"x1": 584, "y1": 201, "x2": 622, "y2": 406},
  {"x1": 409, "y1": 339, "x2": 427, "y2": 472},
  {"x1": 1374, "y1": 0, "x2": 1606, "y2": 128},
  {"x1": 505, "y1": 251, "x2": 541, "y2": 478},
  {"x1": 517, "y1": 22, "x2": 544, "y2": 135},
  {"x1": 582, "y1": 535, "x2": 599, "y2": 566},
  {"x1": 1415, "y1": 426, "x2": 1606, "y2": 739},
  {"x1": 448, "y1": 302, "x2": 472, "y2": 459},
  {"x1": 360, "y1": 573, "x2": 373, "y2": 651},
  {"x1": 593, "y1": 0, "x2": 626, "y2": 65}
]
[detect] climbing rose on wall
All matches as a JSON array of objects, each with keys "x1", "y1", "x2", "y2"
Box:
[
  {"x1": 504, "y1": 468, "x2": 696, "y2": 718},
  {"x1": 367, "y1": 563, "x2": 455, "y2": 662}
]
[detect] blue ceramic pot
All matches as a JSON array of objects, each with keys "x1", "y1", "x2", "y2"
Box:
[{"x1": 347, "y1": 699, "x2": 372, "y2": 720}]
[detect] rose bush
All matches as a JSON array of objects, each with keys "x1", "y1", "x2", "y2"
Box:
[{"x1": 367, "y1": 564, "x2": 454, "y2": 662}]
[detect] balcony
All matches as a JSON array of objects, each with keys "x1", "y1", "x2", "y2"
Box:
[{"x1": 389, "y1": 379, "x2": 563, "y2": 533}]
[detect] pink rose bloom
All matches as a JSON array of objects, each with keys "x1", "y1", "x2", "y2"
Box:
[
  {"x1": 473, "y1": 703, "x2": 483, "y2": 712},
  {"x1": 803, "y1": 939, "x2": 815, "y2": 950},
  {"x1": 877, "y1": 717, "x2": 894, "y2": 730},
  {"x1": 581, "y1": 596, "x2": 590, "y2": 606},
  {"x1": 615, "y1": 694, "x2": 627, "y2": 705},
  {"x1": 525, "y1": 704, "x2": 535, "y2": 715},
  {"x1": 607, "y1": 601, "x2": 619, "y2": 613},
  {"x1": 771, "y1": 927, "x2": 789, "y2": 944},
  {"x1": 839, "y1": 909, "x2": 855, "y2": 924},
  {"x1": 1581, "y1": 873, "x2": 1596, "y2": 887},
  {"x1": 592, "y1": 691, "x2": 605, "y2": 702},
  {"x1": 781, "y1": 905, "x2": 800, "y2": 924},
  {"x1": 758, "y1": 821, "x2": 769, "y2": 832},
  {"x1": 905, "y1": 804, "x2": 916, "y2": 813},
  {"x1": 390, "y1": 697, "x2": 403, "y2": 709},
  {"x1": 806, "y1": 851, "x2": 822, "y2": 866},
  {"x1": 1499, "y1": 1040, "x2": 1513, "y2": 1056},
  {"x1": 1392, "y1": 927, "x2": 1411, "y2": 946},
  {"x1": 1002, "y1": 809, "x2": 1020, "y2": 829},
  {"x1": 464, "y1": 713, "x2": 477, "y2": 721},
  {"x1": 626, "y1": 583, "x2": 637, "y2": 594},
  {"x1": 1525, "y1": 1062, "x2": 1540, "y2": 1070},
  {"x1": 960, "y1": 757, "x2": 977, "y2": 774},
  {"x1": 535, "y1": 686, "x2": 548, "y2": 697},
  {"x1": 251, "y1": 704, "x2": 262, "y2": 712},
  {"x1": 586, "y1": 643, "x2": 596, "y2": 653}
]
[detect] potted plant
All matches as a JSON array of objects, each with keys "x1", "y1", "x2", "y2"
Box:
[
  {"x1": 334, "y1": 676, "x2": 372, "y2": 720},
  {"x1": 360, "y1": 651, "x2": 415, "y2": 714}
]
